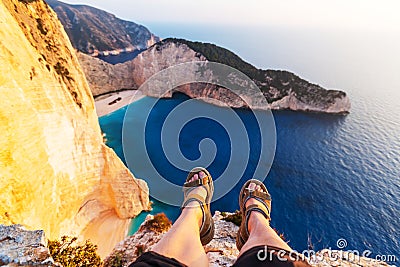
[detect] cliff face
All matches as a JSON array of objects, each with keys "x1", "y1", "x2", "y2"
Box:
[
  {"x1": 132, "y1": 40, "x2": 351, "y2": 114},
  {"x1": 48, "y1": 0, "x2": 349, "y2": 114},
  {"x1": 0, "y1": 224, "x2": 54, "y2": 266},
  {"x1": 77, "y1": 52, "x2": 136, "y2": 96},
  {"x1": 46, "y1": 0, "x2": 160, "y2": 55},
  {"x1": 269, "y1": 89, "x2": 351, "y2": 113},
  {"x1": 131, "y1": 41, "x2": 208, "y2": 86},
  {"x1": 0, "y1": 0, "x2": 149, "y2": 258},
  {"x1": 78, "y1": 39, "x2": 350, "y2": 114}
]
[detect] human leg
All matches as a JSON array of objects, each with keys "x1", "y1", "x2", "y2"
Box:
[
  {"x1": 238, "y1": 182, "x2": 291, "y2": 257},
  {"x1": 151, "y1": 174, "x2": 208, "y2": 266},
  {"x1": 234, "y1": 180, "x2": 310, "y2": 267},
  {"x1": 130, "y1": 169, "x2": 213, "y2": 267}
]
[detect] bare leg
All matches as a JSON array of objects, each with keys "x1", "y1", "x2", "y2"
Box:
[
  {"x1": 152, "y1": 172, "x2": 209, "y2": 267},
  {"x1": 238, "y1": 182, "x2": 292, "y2": 257}
]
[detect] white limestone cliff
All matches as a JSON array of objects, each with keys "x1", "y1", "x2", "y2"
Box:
[
  {"x1": 269, "y1": 90, "x2": 351, "y2": 113},
  {"x1": 78, "y1": 41, "x2": 350, "y2": 114},
  {"x1": 0, "y1": 0, "x2": 149, "y2": 258},
  {"x1": 131, "y1": 41, "x2": 351, "y2": 114},
  {"x1": 77, "y1": 52, "x2": 136, "y2": 96}
]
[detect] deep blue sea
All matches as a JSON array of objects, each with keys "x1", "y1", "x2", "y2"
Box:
[{"x1": 99, "y1": 25, "x2": 400, "y2": 261}]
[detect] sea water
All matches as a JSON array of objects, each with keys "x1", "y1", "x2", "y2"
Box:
[
  {"x1": 98, "y1": 25, "x2": 400, "y2": 259},
  {"x1": 99, "y1": 92, "x2": 399, "y2": 257}
]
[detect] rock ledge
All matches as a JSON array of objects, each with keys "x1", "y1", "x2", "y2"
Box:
[
  {"x1": 104, "y1": 212, "x2": 390, "y2": 267},
  {"x1": 0, "y1": 225, "x2": 55, "y2": 266}
]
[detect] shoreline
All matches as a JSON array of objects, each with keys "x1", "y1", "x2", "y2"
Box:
[
  {"x1": 94, "y1": 90, "x2": 145, "y2": 117},
  {"x1": 94, "y1": 90, "x2": 349, "y2": 117}
]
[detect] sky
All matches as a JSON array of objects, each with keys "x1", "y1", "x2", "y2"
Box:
[
  {"x1": 61, "y1": 0, "x2": 400, "y2": 32},
  {"x1": 60, "y1": 0, "x2": 400, "y2": 99}
]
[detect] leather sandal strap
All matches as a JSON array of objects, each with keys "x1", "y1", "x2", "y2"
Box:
[
  {"x1": 183, "y1": 184, "x2": 208, "y2": 199},
  {"x1": 183, "y1": 171, "x2": 213, "y2": 205},
  {"x1": 244, "y1": 188, "x2": 271, "y2": 200},
  {"x1": 244, "y1": 204, "x2": 271, "y2": 236},
  {"x1": 183, "y1": 176, "x2": 210, "y2": 187},
  {"x1": 182, "y1": 193, "x2": 205, "y2": 208},
  {"x1": 243, "y1": 193, "x2": 271, "y2": 212},
  {"x1": 246, "y1": 204, "x2": 270, "y2": 219},
  {"x1": 243, "y1": 189, "x2": 271, "y2": 206},
  {"x1": 181, "y1": 167, "x2": 215, "y2": 246},
  {"x1": 199, "y1": 205, "x2": 212, "y2": 237},
  {"x1": 239, "y1": 179, "x2": 270, "y2": 212},
  {"x1": 181, "y1": 195, "x2": 206, "y2": 232}
]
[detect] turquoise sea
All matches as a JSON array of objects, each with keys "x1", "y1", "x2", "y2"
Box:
[{"x1": 99, "y1": 25, "x2": 399, "y2": 261}]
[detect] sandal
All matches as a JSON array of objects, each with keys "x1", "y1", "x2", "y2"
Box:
[
  {"x1": 181, "y1": 167, "x2": 215, "y2": 245},
  {"x1": 236, "y1": 179, "x2": 271, "y2": 250}
]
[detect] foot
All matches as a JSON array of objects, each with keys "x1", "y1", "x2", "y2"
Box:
[
  {"x1": 236, "y1": 179, "x2": 271, "y2": 250},
  {"x1": 183, "y1": 171, "x2": 208, "y2": 227},
  {"x1": 245, "y1": 182, "x2": 271, "y2": 233},
  {"x1": 182, "y1": 167, "x2": 215, "y2": 245}
]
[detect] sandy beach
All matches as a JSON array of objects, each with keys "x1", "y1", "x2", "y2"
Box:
[{"x1": 94, "y1": 90, "x2": 145, "y2": 117}]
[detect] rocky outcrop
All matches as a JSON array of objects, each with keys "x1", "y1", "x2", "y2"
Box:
[
  {"x1": 77, "y1": 52, "x2": 136, "y2": 96},
  {"x1": 46, "y1": 0, "x2": 159, "y2": 55},
  {"x1": 104, "y1": 212, "x2": 390, "y2": 267},
  {"x1": 0, "y1": 225, "x2": 55, "y2": 266},
  {"x1": 0, "y1": 0, "x2": 149, "y2": 258},
  {"x1": 103, "y1": 212, "x2": 240, "y2": 267},
  {"x1": 47, "y1": 0, "x2": 349, "y2": 114},
  {"x1": 78, "y1": 39, "x2": 350, "y2": 114},
  {"x1": 131, "y1": 41, "x2": 208, "y2": 86},
  {"x1": 269, "y1": 90, "x2": 351, "y2": 114},
  {"x1": 132, "y1": 40, "x2": 351, "y2": 114}
]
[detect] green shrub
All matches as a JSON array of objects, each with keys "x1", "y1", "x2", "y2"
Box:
[
  {"x1": 275, "y1": 229, "x2": 286, "y2": 241},
  {"x1": 135, "y1": 245, "x2": 146, "y2": 257},
  {"x1": 48, "y1": 236, "x2": 102, "y2": 267},
  {"x1": 106, "y1": 251, "x2": 124, "y2": 267},
  {"x1": 162, "y1": 38, "x2": 266, "y2": 82},
  {"x1": 141, "y1": 213, "x2": 172, "y2": 233},
  {"x1": 221, "y1": 210, "x2": 242, "y2": 226}
]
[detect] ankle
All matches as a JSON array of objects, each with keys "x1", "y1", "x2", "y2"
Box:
[
  {"x1": 182, "y1": 205, "x2": 203, "y2": 228},
  {"x1": 247, "y1": 211, "x2": 270, "y2": 233}
]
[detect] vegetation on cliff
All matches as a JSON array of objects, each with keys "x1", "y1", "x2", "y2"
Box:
[
  {"x1": 221, "y1": 210, "x2": 242, "y2": 226},
  {"x1": 48, "y1": 236, "x2": 102, "y2": 267},
  {"x1": 139, "y1": 213, "x2": 172, "y2": 233},
  {"x1": 160, "y1": 38, "x2": 347, "y2": 106},
  {"x1": 162, "y1": 38, "x2": 266, "y2": 82}
]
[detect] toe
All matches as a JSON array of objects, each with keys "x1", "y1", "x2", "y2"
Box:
[
  {"x1": 186, "y1": 172, "x2": 207, "y2": 198},
  {"x1": 245, "y1": 182, "x2": 268, "y2": 210},
  {"x1": 191, "y1": 174, "x2": 199, "y2": 182},
  {"x1": 199, "y1": 171, "x2": 206, "y2": 179},
  {"x1": 247, "y1": 182, "x2": 256, "y2": 191}
]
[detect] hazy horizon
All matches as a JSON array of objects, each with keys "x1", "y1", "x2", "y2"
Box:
[
  {"x1": 61, "y1": 0, "x2": 400, "y2": 33},
  {"x1": 59, "y1": 0, "x2": 400, "y2": 100}
]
